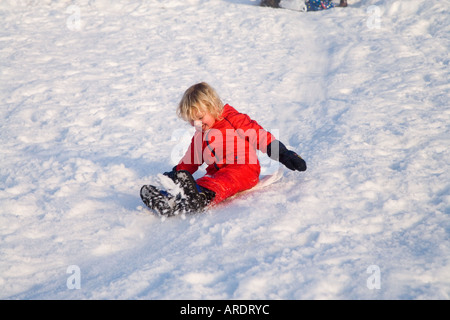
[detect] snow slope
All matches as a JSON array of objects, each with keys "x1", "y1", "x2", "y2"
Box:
[{"x1": 0, "y1": 0, "x2": 449, "y2": 299}]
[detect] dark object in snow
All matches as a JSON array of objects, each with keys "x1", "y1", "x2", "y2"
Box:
[
  {"x1": 260, "y1": 0, "x2": 280, "y2": 8},
  {"x1": 261, "y1": 0, "x2": 338, "y2": 11}
]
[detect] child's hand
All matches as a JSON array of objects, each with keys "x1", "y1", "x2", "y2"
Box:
[
  {"x1": 267, "y1": 140, "x2": 307, "y2": 172},
  {"x1": 279, "y1": 150, "x2": 307, "y2": 172}
]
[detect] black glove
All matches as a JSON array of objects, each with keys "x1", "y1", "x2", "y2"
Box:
[
  {"x1": 163, "y1": 166, "x2": 178, "y2": 181},
  {"x1": 267, "y1": 140, "x2": 307, "y2": 172}
]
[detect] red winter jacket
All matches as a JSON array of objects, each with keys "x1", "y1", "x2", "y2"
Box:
[{"x1": 176, "y1": 104, "x2": 276, "y2": 204}]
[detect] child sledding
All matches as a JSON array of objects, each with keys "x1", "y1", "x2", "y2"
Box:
[{"x1": 140, "y1": 82, "x2": 307, "y2": 217}]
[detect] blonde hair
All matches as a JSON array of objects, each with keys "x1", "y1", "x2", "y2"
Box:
[{"x1": 177, "y1": 82, "x2": 224, "y2": 122}]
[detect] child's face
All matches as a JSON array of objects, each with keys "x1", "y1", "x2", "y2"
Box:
[{"x1": 191, "y1": 111, "x2": 216, "y2": 132}]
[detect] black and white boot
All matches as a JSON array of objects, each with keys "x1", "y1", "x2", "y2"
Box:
[
  {"x1": 141, "y1": 170, "x2": 216, "y2": 216},
  {"x1": 168, "y1": 170, "x2": 216, "y2": 214},
  {"x1": 140, "y1": 185, "x2": 176, "y2": 216}
]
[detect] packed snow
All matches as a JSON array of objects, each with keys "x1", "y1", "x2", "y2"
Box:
[{"x1": 1, "y1": 0, "x2": 449, "y2": 300}]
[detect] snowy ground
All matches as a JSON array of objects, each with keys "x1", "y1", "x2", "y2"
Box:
[{"x1": 0, "y1": 0, "x2": 449, "y2": 300}]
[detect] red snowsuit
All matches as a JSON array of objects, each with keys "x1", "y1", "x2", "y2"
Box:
[{"x1": 175, "y1": 104, "x2": 276, "y2": 205}]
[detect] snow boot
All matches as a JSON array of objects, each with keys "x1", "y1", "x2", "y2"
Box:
[
  {"x1": 140, "y1": 185, "x2": 175, "y2": 216},
  {"x1": 141, "y1": 170, "x2": 216, "y2": 216},
  {"x1": 338, "y1": 0, "x2": 347, "y2": 7},
  {"x1": 170, "y1": 170, "x2": 216, "y2": 214}
]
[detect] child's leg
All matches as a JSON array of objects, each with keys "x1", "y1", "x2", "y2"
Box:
[{"x1": 196, "y1": 165, "x2": 260, "y2": 204}]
